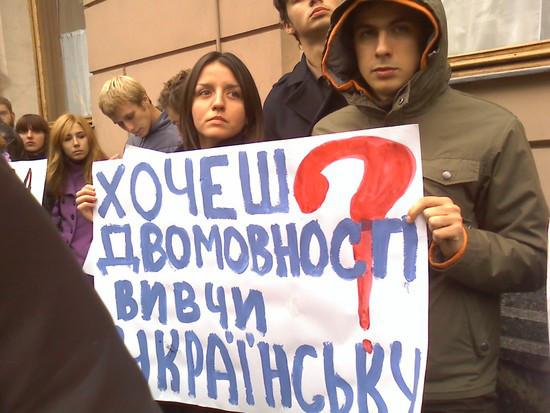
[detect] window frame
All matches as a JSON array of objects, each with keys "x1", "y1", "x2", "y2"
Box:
[
  {"x1": 449, "y1": 40, "x2": 550, "y2": 78},
  {"x1": 28, "y1": 0, "x2": 92, "y2": 123}
]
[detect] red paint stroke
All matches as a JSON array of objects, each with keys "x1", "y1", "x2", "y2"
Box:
[{"x1": 294, "y1": 136, "x2": 415, "y2": 353}]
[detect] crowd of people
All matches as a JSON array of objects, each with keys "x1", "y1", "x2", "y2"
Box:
[{"x1": 2, "y1": 1, "x2": 548, "y2": 412}]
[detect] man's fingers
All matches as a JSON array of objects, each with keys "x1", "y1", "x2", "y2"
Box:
[
  {"x1": 431, "y1": 223, "x2": 464, "y2": 244},
  {"x1": 406, "y1": 196, "x2": 454, "y2": 223}
]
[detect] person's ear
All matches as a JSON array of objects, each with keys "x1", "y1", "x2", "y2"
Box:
[
  {"x1": 141, "y1": 94, "x2": 150, "y2": 109},
  {"x1": 284, "y1": 21, "x2": 296, "y2": 36}
]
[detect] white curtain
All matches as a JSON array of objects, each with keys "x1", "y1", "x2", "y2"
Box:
[
  {"x1": 442, "y1": 0, "x2": 549, "y2": 55},
  {"x1": 60, "y1": 29, "x2": 92, "y2": 116}
]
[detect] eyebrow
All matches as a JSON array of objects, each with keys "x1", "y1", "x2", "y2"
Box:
[
  {"x1": 354, "y1": 17, "x2": 414, "y2": 31},
  {"x1": 196, "y1": 82, "x2": 240, "y2": 89}
]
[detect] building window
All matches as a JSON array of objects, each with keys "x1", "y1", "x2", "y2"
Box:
[
  {"x1": 30, "y1": 0, "x2": 91, "y2": 121},
  {"x1": 443, "y1": 0, "x2": 550, "y2": 55},
  {"x1": 440, "y1": 0, "x2": 550, "y2": 78}
]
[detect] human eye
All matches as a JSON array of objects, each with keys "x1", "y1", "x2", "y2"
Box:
[
  {"x1": 64, "y1": 135, "x2": 73, "y2": 142},
  {"x1": 355, "y1": 27, "x2": 376, "y2": 40},
  {"x1": 195, "y1": 86, "x2": 212, "y2": 97},
  {"x1": 227, "y1": 88, "x2": 242, "y2": 99},
  {"x1": 393, "y1": 22, "x2": 413, "y2": 35}
]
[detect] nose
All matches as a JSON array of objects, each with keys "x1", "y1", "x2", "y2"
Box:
[
  {"x1": 123, "y1": 120, "x2": 134, "y2": 133},
  {"x1": 26, "y1": 130, "x2": 33, "y2": 138},
  {"x1": 375, "y1": 31, "x2": 392, "y2": 57},
  {"x1": 212, "y1": 90, "x2": 225, "y2": 111},
  {"x1": 72, "y1": 136, "x2": 80, "y2": 147}
]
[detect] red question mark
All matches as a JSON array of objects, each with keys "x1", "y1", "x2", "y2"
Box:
[{"x1": 294, "y1": 136, "x2": 416, "y2": 352}]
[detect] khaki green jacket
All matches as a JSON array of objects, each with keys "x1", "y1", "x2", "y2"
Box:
[{"x1": 315, "y1": 0, "x2": 548, "y2": 401}]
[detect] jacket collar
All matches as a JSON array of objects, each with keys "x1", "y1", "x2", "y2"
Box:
[
  {"x1": 284, "y1": 54, "x2": 332, "y2": 125},
  {"x1": 286, "y1": 54, "x2": 311, "y2": 87}
]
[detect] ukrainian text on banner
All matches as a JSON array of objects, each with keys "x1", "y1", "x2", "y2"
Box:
[
  {"x1": 87, "y1": 125, "x2": 429, "y2": 412},
  {"x1": 10, "y1": 159, "x2": 47, "y2": 202}
]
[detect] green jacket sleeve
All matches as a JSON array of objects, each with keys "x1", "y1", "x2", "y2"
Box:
[{"x1": 432, "y1": 118, "x2": 548, "y2": 293}]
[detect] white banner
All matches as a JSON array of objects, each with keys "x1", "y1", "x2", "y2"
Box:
[
  {"x1": 10, "y1": 159, "x2": 47, "y2": 203},
  {"x1": 86, "y1": 125, "x2": 429, "y2": 412}
]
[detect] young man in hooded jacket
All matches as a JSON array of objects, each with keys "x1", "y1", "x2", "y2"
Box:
[{"x1": 314, "y1": 0, "x2": 548, "y2": 411}]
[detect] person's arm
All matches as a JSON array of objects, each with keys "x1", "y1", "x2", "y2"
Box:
[{"x1": 409, "y1": 119, "x2": 548, "y2": 293}]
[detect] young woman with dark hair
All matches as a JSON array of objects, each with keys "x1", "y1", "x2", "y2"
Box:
[
  {"x1": 75, "y1": 52, "x2": 263, "y2": 412},
  {"x1": 44, "y1": 114, "x2": 106, "y2": 272},
  {"x1": 15, "y1": 113, "x2": 50, "y2": 160},
  {"x1": 179, "y1": 51, "x2": 263, "y2": 150}
]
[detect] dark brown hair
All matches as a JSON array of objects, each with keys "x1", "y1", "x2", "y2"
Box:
[
  {"x1": 179, "y1": 52, "x2": 263, "y2": 150},
  {"x1": 158, "y1": 69, "x2": 190, "y2": 112},
  {"x1": 273, "y1": 0, "x2": 290, "y2": 24},
  {"x1": 15, "y1": 114, "x2": 50, "y2": 154}
]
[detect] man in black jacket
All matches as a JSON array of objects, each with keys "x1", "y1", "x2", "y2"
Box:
[{"x1": 263, "y1": 0, "x2": 347, "y2": 140}]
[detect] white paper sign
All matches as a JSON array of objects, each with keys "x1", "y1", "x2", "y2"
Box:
[
  {"x1": 10, "y1": 159, "x2": 48, "y2": 202},
  {"x1": 87, "y1": 125, "x2": 429, "y2": 412}
]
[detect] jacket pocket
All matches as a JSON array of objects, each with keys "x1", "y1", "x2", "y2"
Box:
[
  {"x1": 461, "y1": 289, "x2": 499, "y2": 358},
  {"x1": 423, "y1": 158, "x2": 480, "y2": 186},
  {"x1": 422, "y1": 158, "x2": 481, "y2": 224}
]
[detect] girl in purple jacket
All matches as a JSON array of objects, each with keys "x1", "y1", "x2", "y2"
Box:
[{"x1": 45, "y1": 114, "x2": 106, "y2": 272}]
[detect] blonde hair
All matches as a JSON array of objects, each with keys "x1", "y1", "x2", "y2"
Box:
[
  {"x1": 47, "y1": 114, "x2": 106, "y2": 197},
  {"x1": 98, "y1": 75, "x2": 148, "y2": 118}
]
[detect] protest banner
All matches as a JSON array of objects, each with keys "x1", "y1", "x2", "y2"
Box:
[
  {"x1": 10, "y1": 159, "x2": 47, "y2": 202},
  {"x1": 86, "y1": 125, "x2": 429, "y2": 412}
]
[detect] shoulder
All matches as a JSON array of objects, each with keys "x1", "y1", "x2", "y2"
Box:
[
  {"x1": 444, "y1": 88, "x2": 518, "y2": 123},
  {"x1": 264, "y1": 59, "x2": 307, "y2": 107},
  {"x1": 313, "y1": 104, "x2": 368, "y2": 135},
  {"x1": 127, "y1": 135, "x2": 140, "y2": 145},
  {"x1": 148, "y1": 121, "x2": 181, "y2": 152},
  {"x1": 264, "y1": 72, "x2": 293, "y2": 109}
]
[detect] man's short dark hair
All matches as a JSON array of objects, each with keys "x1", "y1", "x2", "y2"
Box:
[
  {"x1": 158, "y1": 69, "x2": 189, "y2": 112},
  {"x1": 273, "y1": 0, "x2": 290, "y2": 24},
  {"x1": 0, "y1": 97, "x2": 13, "y2": 112}
]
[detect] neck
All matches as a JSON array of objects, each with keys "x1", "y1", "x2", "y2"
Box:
[
  {"x1": 150, "y1": 105, "x2": 161, "y2": 127},
  {"x1": 299, "y1": 33, "x2": 327, "y2": 75}
]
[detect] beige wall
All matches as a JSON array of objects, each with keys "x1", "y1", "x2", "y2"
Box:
[
  {"x1": 452, "y1": 73, "x2": 550, "y2": 142},
  {"x1": 0, "y1": 0, "x2": 40, "y2": 117},
  {"x1": 84, "y1": 0, "x2": 293, "y2": 156}
]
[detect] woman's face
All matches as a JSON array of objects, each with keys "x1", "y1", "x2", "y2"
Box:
[
  {"x1": 191, "y1": 61, "x2": 246, "y2": 148},
  {"x1": 61, "y1": 123, "x2": 90, "y2": 162},
  {"x1": 20, "y1": 128, "x2": 46, "y2": 153}
]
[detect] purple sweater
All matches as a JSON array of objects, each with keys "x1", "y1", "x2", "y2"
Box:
[{"x1": 50, "y1": 163, "x2": 92, "y2": 267}]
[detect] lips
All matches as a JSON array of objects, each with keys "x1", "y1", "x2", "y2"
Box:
[
  {"x1": 373, "y1": 67, "x2": 398, "y2": 78},
  {"x1": 310, "y1": 6, "x2": 328, "y2": 18},
  {"x1": 208, "y1": 116, "x2": 227, "y2": 123}
]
